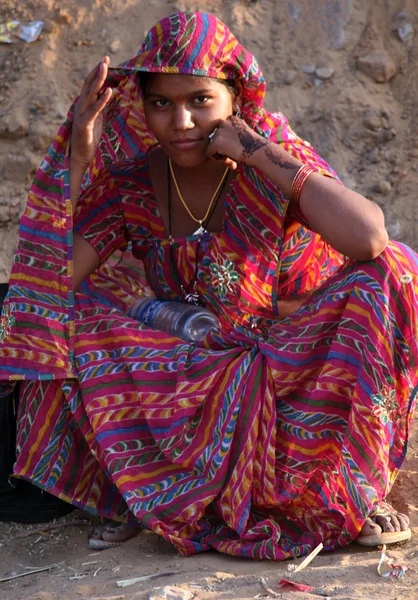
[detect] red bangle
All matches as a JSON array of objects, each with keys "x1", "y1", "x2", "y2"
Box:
[{"x1": 290, "y1": 165, "x2": 315, "y2": 206}]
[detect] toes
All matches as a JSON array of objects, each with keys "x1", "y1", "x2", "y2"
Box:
[
  {"x1": 397, "y1": 513, "x2": 410, "y2": 530},
  {"x1": 101, "y1": 523, "x2": 140, "y2": 543},
  {"x1": 376, "y1": 515, "x2": 395, "y2": 532},
  {"x1": 90, "y1": 524, "x2": 108, "y2": 540},
  {"x1": 361, "y1": 518, "x2": 382, "y2": 536}
]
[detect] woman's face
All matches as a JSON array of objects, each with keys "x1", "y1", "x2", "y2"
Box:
[{"x1": 143, "y1": 73, "x2": 236, "y2": 168}]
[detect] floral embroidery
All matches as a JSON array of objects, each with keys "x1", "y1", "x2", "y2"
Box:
[
  {"x1": 0, "y1": 303, "x2": 16, "y2": 343},
  {"x1": 400, "y1": 273, "x2": 412, "y2": 284},
  {"x1": 371, "y1": 386, "x2": 399, "y2": 424},
  {"x1": 209, "y1": 258, "x2": 240, "y2": 297},
  {"x1": 52, "y1": 215, "x2": 66, "y2": 229}
]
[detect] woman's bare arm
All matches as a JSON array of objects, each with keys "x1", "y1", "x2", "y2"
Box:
[{"x1": 208, "y1": 117, "x2": 388, "y2": 261}]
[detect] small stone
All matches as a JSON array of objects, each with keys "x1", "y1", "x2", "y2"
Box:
[
  {"x1": 363, "y1": 110, "x2": 381, "y2": 131},
  {"x1": 56, "y1": 9, "x2": 73, "y2": 25},
  {"x1": 149, "y1": 586, "x2": 195, "y2": 600},
  {"x1": 0, "y1": 108, "x2": 29, "y2": 139},
  {"x1": 313, "y1": 78, "x2": 322, "y2": 87},
  {"x1": 357, "y1": 51, "x2": 397, "y2": 83},
  {"x1": 1, "y1": 154, "x2": 32, "y2": 184},
  {"x1": 109, "y1": 39, "x2": 121, "y2": 54},
  {"x1": 316, "y1": 67, "x2": 334, "y2": 80},
  {"x1": 42, "y1": 21, "x2": 58, "y2": 34},
  {"x1": 283, "y1": 69, "x2": 297, "y2": 85},
  {"x1": 300, "y1": 64, "x2": 316, "y2": 75},
  {"x1": 397, "y1": 22, "x2": 414, "y2": 43},
  {"x1": 375, "y1": 180, "x2": 392, "y2": 195},
  {"x1": 368, "y1": 148, "x2": 380, "y2": 164},
  {"x1": 377, "y1": 128, "x2": 396, "y2": 144}
]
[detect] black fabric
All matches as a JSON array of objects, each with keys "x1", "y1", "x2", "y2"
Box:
[{"x1": 0, "y1": 283, "x2": 75, "y2": 522}]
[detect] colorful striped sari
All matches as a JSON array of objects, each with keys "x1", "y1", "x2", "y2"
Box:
[{"x1": 1, "y1": 11, "x2": 417, "y2": 560}]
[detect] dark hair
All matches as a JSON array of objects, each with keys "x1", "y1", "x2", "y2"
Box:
[{"x1": 137, "y1": 71, "x2": 237, "y2": 98}]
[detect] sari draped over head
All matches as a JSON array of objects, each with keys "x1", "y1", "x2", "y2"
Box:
[{"x1": 0, "y1": 11, "x2": 339, "y2": 382}]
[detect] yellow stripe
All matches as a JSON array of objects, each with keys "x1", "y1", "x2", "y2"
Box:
[{"x1": 19, "y1": 385, "x2": 63, "y2": 476}]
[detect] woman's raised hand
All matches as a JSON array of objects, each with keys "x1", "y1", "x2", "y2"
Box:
[
  {"x1": 70, "y1": 56, "x2": 112, "y2": 168},
  {"x1": 206, "y1": 115, "x2": 269, "y2": 169}
]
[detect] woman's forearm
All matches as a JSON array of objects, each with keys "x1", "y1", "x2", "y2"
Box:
[
  {"x1": 249, "y1": 143, "x2": 388, "y2": 261},
  {"x1": 70, "y1": 157, "x2": 89, "y2": 214}
]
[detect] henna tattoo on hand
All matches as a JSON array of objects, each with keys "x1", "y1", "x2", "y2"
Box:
[
  {"x1": 230, "y1": 116, "x2": 268, "y2": 158},
  {"x1": 264, "y1": 145, "x2": 299, "y2": 170}
]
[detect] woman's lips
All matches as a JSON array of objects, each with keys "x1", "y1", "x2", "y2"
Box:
[{"x1": 170, "y1": 138, "x2": 202, "y2": 150}]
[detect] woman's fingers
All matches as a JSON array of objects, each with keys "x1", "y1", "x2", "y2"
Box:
[
  {"x1": 81, "y1": 56, "x2": 108, "y2": 94},
  {"x1": 87, "y1": 87, "x2": 112, "y2": 121},
  {"x1": 78, "y1": 56, "x2": 110, "y2": 114},
  {"x1": 87, "y1": 56, "x2": 110, "y2": 97},
  {"x1": 212, "y1": 152, "x2": 238, "y2": 170}
]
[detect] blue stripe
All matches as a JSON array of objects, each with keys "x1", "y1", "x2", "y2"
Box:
[
  {"x1": 19, "y1": 225, "x2": 66, "y2": 243},
  {"x1": 96, "y1": 424, "x2": 149, "y2": 442},
  {"x1": 184, "y1": 14, "x2": 209, "y2": 68}
]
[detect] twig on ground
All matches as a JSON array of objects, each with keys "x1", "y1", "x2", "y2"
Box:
[
  {"x1": 15, "y1": 519, "x2": 90, "y2": 538},
  {"x1": 117, "y1": 571, "x2": 177, "y2": 587},
  {"x1": 287, "y1": 542, "x2": 324, "y2": 575},
  {"x1": 0, "y1": 564, "x2": 58, "y2": 583},
  {"x1": 260, "y1": 576, "x2": 280, "y2": 597}
]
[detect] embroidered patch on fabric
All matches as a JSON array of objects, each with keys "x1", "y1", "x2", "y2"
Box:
[
  {"x1": 400, "y1": 274, "x2": 412, "y2": 284},
  {"x1": 52, "y1": 215, "x2": 66, "y2": 228},
  {"x1": 371, "y1": 386, "x2": 399, "y2": 425},
  {"x1": 0, "y1": 303, "x2": 16, "y2": 343},
  {"x1": 209, "y1": 258, "x2": 240, "y2": 297}
]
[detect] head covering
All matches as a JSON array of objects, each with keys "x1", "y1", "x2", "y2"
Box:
[
  {"x1": 83, "y1": 11, "x2": 269, "y2": 187},
  {"x1": 0, "y1": 11, "x2": 335, "y2": 383}
]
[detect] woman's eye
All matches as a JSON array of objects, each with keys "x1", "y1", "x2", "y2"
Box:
[
  {"x1": 154, "y1": 99, "x2": 169, "y2": 107},
  {"x1": 194, "y1": 96, "x2": 209, "y2": 104}
]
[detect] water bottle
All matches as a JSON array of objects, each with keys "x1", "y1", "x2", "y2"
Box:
[{"x1": 128, "y1": 297, "x2": 220, "y2": 343}]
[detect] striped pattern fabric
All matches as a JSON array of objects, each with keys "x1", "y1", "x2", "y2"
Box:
[{"x1": 2, "y1": 11, "x2": 418, "y2": 560}]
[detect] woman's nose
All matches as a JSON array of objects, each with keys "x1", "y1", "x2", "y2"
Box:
[{"x1": 172, "y1": 106, "x2": 194, "y2": 130}]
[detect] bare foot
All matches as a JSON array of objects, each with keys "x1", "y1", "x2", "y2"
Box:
[
  {"x1": 357, "y1": 502, "x2": 411, "y2": 546},
  {"x1": 89, "y1": 521, "x2": 141, "y2": 549}
]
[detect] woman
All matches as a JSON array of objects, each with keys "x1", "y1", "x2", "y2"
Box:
[{"x1": 0, "y1": 11, "x2": 416, "y2": 559}]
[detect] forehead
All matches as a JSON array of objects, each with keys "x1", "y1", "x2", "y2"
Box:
[{"x1": 147, "y1": 73, "x2": 227, "y2": 95}]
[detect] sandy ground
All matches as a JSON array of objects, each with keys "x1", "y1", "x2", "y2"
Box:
[{"x1": 1, "y1": 0, "x2": 418, "y2": 598}]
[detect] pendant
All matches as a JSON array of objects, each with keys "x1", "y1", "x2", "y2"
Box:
[
  {"x1": 192, "y1": 225, "x2": 208, "y2": 237},
  {"x1": 182, "y1": 282, "x2": 200, "y2": 305},
  {"x1": 184, "y1": 289, "x2": 200, "y2": 305}
]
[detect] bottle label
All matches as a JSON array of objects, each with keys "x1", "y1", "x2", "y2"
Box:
[{"x1": 137, "y1": 299, "x2": 166, "y2": 328}]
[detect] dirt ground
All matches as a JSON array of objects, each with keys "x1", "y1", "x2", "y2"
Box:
[{"x1": 1, "y1": 0, "x2": 418, "y2": 598}]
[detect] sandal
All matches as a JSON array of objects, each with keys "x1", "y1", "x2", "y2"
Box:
[
  {"x1": 356, "y1": 502, "x2": 412, "y2": 547},
  {"x1": 88, "y1": 522, "x2": 142, "y2": 549}
]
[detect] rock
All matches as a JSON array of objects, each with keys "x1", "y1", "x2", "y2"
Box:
[
  {"x1": 42, "y1": 21, "x2": 58, "y2": 34},
  {"x1": 0, "y1": 108, "x2": 29, "y2": 140},
  {"x1": 357, "y1": 51, "x2": 397, "y2": 83},
  {"x1": 283, "y1": 70, "x2": 297, "y2": 85},
  {"x1": 377, "y1": 128, "x2": 396, "y2": 144},
  {"x1": 28, "y1": 123, "x2": 57, "y2": 151},
  {"x1": 397, "y1": 22, "x2": 414, "y2": 43},
  {"x1": 363, "y1": 110, "x2": 381, "y2": 131},
  {"x1": 300, "y1": 64, "x2": 316, "y2": 75},
  {"x1": 109, "y1": 39, "x2": 121, "y2": 54},
  {"x1": 56, "y1": 9, "x2": 73, "y2": 25},
  {"x1": 149, "y1": 586, "x2": 195, "y2": 600},
  {"x1": 368, "y1": 148, "x2": 380, "y2": 164},
  {"x1": 1, "y1": 154, "x2": 32, "y2": 184},
  {"x1": 316, "y1": 67, "x2": 334, "y2": 80},
  {"x1": 375, "y1": 180, "x2": 392, "y2": 195}
]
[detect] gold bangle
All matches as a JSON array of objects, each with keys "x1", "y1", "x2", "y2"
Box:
[{"x1": 290, "y1": 165, "x2": 315, "y2": 206}]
